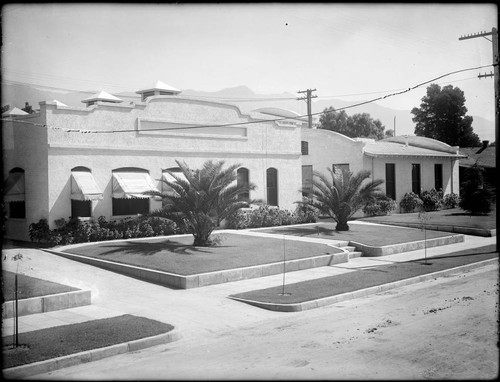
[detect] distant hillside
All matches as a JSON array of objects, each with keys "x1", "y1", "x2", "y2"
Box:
[{"x1": 2, "y1": 82, "x2": 494, "y2": 142}]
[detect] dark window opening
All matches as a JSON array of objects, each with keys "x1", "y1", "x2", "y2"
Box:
[
  {"x1": 112, "y1": 198, "x2": 149, "y2": 216},
  {"x1": 9, "y1": 201, "x2": 25, "y2": 219},
  {"x1": 301, "y1": 141, "x2": 309, "y2": 155},
  {"x1": 71, "y1": 200, "x2": 92, "y2": 218},
  {"x1": 266, "y1": 168, "x2": 278, "y2": 206},
  {"x1": 412, "y1": 164, "x2": 421, "y2": 195},
  {"x1": 237, "y1": 168, "x2": 250, "y2": 201},
  {"x1": 302, "y1": 165, "x2": 313, "y2": 197},
  {"x1": 385, "y1": 163, "x2": 396, "y2": 200},
  {"x1": 434, "y1": 164, "x2": 443, "y2": 191}
]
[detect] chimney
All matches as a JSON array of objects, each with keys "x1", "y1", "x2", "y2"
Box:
[
  {"x1": 476, "y1": 140, "x2": 489, "y2": 154},
  {"x1": 404, "y1": 135, "x2": 409, "y2": 147}
]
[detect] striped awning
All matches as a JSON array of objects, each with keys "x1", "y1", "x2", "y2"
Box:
[
  {"x1": 112, "y1": 172, "x2": 159, "y2": 199},
  {"x1": 161, "y1": 170, "x2": 188, "y2": 196},
  {"x1": 71, "y1": 171, "x2": 103, "y2": 201},
  {"x1": 4, "y1": 171, "x2": 25, "y2": 202}
]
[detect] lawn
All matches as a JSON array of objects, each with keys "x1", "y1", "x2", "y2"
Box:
[
  {"x1": 230, "y1": 244, "x2": 498, "y2": 305},
  {"x1": 359, "y1": 206, "x2": 496, "y2": 230},
  {"x1": 2, "y1": 271, "x2": 79, "y2": 302},
  {"x1": 64, "y1": 233, "x2": 342, "y2": 275},
  {"x1": 257, "y1": 222, "x2": 455, "y2": 246},
  {"x1": 2, "y1": 314, "x2": 174, "y2": 369}
]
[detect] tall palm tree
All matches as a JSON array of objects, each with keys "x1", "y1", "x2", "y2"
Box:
[
  {"x1": 300, "y1": 168, "x2": 384, "y2": 231},
  {"x1": 147, "y1": 160, "x2": 255, "y2": 246}
]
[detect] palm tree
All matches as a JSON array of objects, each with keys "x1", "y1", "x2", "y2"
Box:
[
  {"x1": 300, "y1": 168, "x2": 384, "y2": 231},
  {"x1": 147, "y1": 160, "x2": 255, "y2": 246}
]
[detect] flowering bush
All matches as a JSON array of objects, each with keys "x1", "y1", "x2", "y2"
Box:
[
  {"x1": 225, "y1": 204, "x2": 318, "y2": 230},
  {"x1": 29, "y1": 215, "x2": 180, "y2": 246},
  {"x1": 362, "y1": 195, "x2": 397, "y2": 217},
  {"x1": 442, "y1": 192, "x2": 460, "y2": 209},
  {"x1": 420, "y1": 188, "x2": 443, "y2": 211},
  {"x1": 399, "y1": 192, "x2": 423, "y2": 213}
]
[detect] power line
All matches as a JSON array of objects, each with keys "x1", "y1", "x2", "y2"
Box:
[{"x1": 1, "y1": 63, "x2": 493, "y2": 133}]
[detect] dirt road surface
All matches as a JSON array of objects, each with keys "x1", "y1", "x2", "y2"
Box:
[{"x1": 30, "y1": 263, "x2": 499, "y2": 380}]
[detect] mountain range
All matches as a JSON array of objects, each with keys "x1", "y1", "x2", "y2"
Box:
[{"x1": 2, "y1": 83, "x2": 495, "y2": 143}]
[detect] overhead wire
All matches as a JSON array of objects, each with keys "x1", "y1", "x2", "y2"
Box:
[{"x1": 1, "y1": 63, "x2": 494, "y2": 132}]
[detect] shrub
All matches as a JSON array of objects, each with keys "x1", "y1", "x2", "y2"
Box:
[
  {"x1": 442, "y1": 193, "x2": 460, "y2": 209},
  {"x1": 362, "y1": 195, "x2": 397, "y2": 217},
  {"x1": 420, "y1": 188, "x2": 443, "y2": 211},
  {"x1": 28, "y1": 219, "x2": 51, "y2": 243},
  {"x1": 459, "y1": 163, "x2": 493, "y2": 215},
  {"x1": 399, "y1": 192, "x2": 423, "y2": 213},
  {"x1": 225, "y1": 204, "x2": 317, "y2": 229}
]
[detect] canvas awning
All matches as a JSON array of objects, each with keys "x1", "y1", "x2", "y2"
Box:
[
  {"x1": 4, "y1": 171, "x2": 25, "y2": 202},
  {"x1": 161, "y1": 170, "x2": 188, "y2": 196},
  {"x1": 71, "y1": 171, "x2": 103, "y2": 201},
  {"x1": 112, "y1": 172, "x2": 159, "y2": 199}
]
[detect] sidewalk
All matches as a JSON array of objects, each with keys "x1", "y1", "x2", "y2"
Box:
[{"x1": 2, "y1": 231, "x2": 497, "y2": 339}]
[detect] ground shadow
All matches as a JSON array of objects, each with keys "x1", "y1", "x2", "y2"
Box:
[
  {"x1": 89, "y1": 239, "x2": 234, "y2": 257},
  {"x1": 259, "y1": 225, "x2": 337, "y2": 237}
]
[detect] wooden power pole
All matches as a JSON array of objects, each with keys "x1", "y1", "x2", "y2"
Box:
[
  {"x1": 297, "y1": 88, "x2": 318, "y2": 129},
  {"x1": 459, "y1": 27, "x2": 499, "y2": 249}
]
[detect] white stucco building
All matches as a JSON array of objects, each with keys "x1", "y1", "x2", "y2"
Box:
[
  {"x1": 2, "y1": 81, "x2": 465, "y2": 241},
  {"x1": 2, "y1": 82, "x2": 303, "y2": 241}
]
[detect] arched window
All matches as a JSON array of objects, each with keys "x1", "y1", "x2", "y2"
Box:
[
  {"x1": 112, "y1": 168, "x2": 158, "y2": 216},
  {"x1": 70, "y1": 167, "x2": 102, "y2": 218},
  {"x1": 237, "y1": 167, "x2": 250, "y2": 201},
  {"x1": 4, "y1": 168, "x2": 25, "y2": 218},
  {"x1": 266, "y1": 168, "x2": 278, "y2": 206}
]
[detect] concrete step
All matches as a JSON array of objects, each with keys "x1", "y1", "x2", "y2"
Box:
[
  {"x1": 348, "y1": 251, "x2": 364, "y2": 259},
  {"x1": 342, "y1": 246, "x2": 357, "y2": 252}
]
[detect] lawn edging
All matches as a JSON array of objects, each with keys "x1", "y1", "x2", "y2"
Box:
[
  {"x1": 228, "y1": 258, "x2": 498, "y2": 312},
  {"x1": 359, "y1": 221, "x2": 496, "y2": 237},
  {"x1": 2, "y1": 290, "x2": 92, "y2": 319},
  {"x1": 349, "y1": 234, "x2": 464, "y2": 257},
  {"x1": 43, "y1": 246, "x2": 348, "y2": 289},
  {"x1": 2, "y1": 329, "x2": 182, "y2": 379}
]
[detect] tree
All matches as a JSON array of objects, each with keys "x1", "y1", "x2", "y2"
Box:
[
  {"x1": 384, "y1": 129, "x2": 394, "y2": 138},
  {"x1": 319, "y1": 107, "x2": 386, "y2": 140},
  {"x1": 146, "y1": 160, "x2": 255, "y2": 246},
  {"x1": 22, "y1": 102, "x2": 35, "y2": 114},
  {"x1": 459, "y1": 162, "x2": 492, "y2": 215},
  {"x1": 298, "y1": 168, "x2": 384, "y2": 231},
  {"x1": 411, "y1": 83, "x2": 481, "y2": 147}
]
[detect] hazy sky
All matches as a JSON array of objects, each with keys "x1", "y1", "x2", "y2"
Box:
[{"x1": 2, "y1": 3, "x2": 497, "y2": 121}]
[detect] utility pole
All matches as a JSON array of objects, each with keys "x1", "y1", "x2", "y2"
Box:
[
  {"x1": 459, "y1": 27, "x2": 499, "y2": 249},
  {"x1": 297, "y1": 88, "x2": 317, "y2": 129}
]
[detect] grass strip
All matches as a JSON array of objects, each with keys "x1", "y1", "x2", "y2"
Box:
[
  {"x1": 2, "y1": 314, "x2": 174, "y2": 369},
  {"x1": 257, "y1": 222, "x2": 455, "y2": 246},
  {"x1": 230, "y1": 245, "x2": 498, "y2": 305},
  {"x1": 359, "y1": 207, "x2": 496, "y2": 230},
  {"x1": 2, "y1": 272, "x2": 79, "y2": 302},
  {"x1": 63, "y1": 233, "x2": 341, "y2": 275}
]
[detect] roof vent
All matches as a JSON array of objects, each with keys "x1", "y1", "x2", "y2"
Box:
[
  {"x1": 136, "y1": 81, "x2": 181, "y2": 102},
  {"x1": 81, "y1": 91, "x2": 123, "y2": 107}
]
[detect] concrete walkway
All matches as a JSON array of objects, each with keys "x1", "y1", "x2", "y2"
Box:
[{"x1": 2, "y1": 226, "x2": 496, "y2": 342}]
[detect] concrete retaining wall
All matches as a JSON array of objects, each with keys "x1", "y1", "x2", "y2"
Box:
[
  {"x1": 349, "y1": 234, "x2": 464, "y2": 257},
  {"x1": 44, "y1": 249, "x2": 349, "y2": 289},
  {"x1": 2, "y1": 290, "x2": 91, "y2": 319}
]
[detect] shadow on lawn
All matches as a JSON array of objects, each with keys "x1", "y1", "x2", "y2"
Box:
[
  {"x1": 93, "y1": 239, "x2": 233, "y2": 257},
  {"x1": 262, "y1": 225, "x2": 337, "y2": 237}
]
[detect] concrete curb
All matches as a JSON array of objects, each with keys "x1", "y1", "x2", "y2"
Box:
[
  {"x1": 2, "y1": 329, "x2": 181, "y2": 379},
  {"x1": 2, "y1": 290, "x2": 92, "y2": 319},
  {"x1": 44, "y1": 246, "x2": 347, "y2": 289},
  {"x1": 361, "y1": 221, "x2": 496, "y2": 237},
  {"x1": 349, "y1": 234, "x2": 465, "y2": 257},
  {"x1": 229, "y1": 258, "x2": 498, "y2": 312}
]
